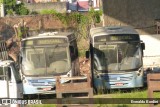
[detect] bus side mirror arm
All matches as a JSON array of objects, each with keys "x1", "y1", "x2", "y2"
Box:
[
  {"x1": 6, "y1": 67, "x2": 11, "y2": 81},
  {"x1": 18, "y1": 53, "x2": 23, "y2": 64}
]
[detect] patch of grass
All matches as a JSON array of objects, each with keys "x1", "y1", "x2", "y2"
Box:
[
  {"x1": 112, "y1": 89, "x2": 160, "y2": 98},
  {"x1": 77, "y1": 38, "x2": 89, "y2": 57},
  {"x1": 78, "y1": 49, "x2": 86, "y2": 57},
  {"x1": 94, "y1": 89, "x2": 160, "y2": 107},
  {"x1": 25, "y1": 89, "x2": 160, "y2": 107},
  {"x1": 98, "y1": 104, "x2": 130, "y2": 107},
  {"x1": 26, "y1": 104, "x2": 56, "y2": 107},
  {"x1": 40, "y1": 9, "x2": 57, "y2": 15}
]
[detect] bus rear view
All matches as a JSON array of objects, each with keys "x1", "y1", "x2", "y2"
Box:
[{"x1": 88, "y1": 26, "x2": 145, "y2": 92}]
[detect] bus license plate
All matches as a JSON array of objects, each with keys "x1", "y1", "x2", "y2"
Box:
[
  {"x1": 115, "y1": 83, "x2": 123, "y2": 86},
  {"x1": 43, "y1": 87, "x2": 52, "y2": 91}
]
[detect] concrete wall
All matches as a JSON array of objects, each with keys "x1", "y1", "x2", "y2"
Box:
[
  {"x1": 103, "y1": 0, "x2": 160, "y2": 34},
  {"x1": 25, "y1": 2, "x2": 67, "y2": 13}
]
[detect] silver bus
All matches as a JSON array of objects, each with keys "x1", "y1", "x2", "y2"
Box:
[
  {"x1": 86, "y1": 26, "x2": 145, "y2": 93},
  {"x1": 19, "y1": 32, "x2": 80, "y2": 96}
]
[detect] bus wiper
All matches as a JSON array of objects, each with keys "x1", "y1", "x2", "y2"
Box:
[
  {"x1": 123, "y1": 44, "x2": 129, "y2": 58},
  {"x1": 46, "y1": 45, "x2": 59, "y2": 75},
  {"x1": 119, "y1": 44, "x2": 129, "y2": 70},
  {"x1": 52, "y1": 44, "x2": 58, "y2": 60},
  {"x1": 31, "y1": 46, "x2": 41, "y2": 62}
]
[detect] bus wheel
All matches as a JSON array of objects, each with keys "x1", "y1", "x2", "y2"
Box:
[
  {"x1": 93, "y1": 87, "x2": 98, "y2": 95},
  {"x1": 94, "y1": 87, "x2": 105, "y2": 95}
]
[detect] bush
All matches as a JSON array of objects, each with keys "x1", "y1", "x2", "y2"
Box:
[
  {"x1": 4, "y1": 0, "x2": 30, "y2": 16},
  {"x1": 15, "y1": 4, "x2": 29, "y2": 15},
  {"x1": 40, "y1": 9, "x2": 57, "y2": 15},
  {"x1": 18, "y1": 6, "x2": 29, "y2": 15},
  {"x1": 6, "y1": 9, "x2": 14, "y2": 15},
  {"x1": 30, "y1": 11, "x2": 39, "y2": 15}
]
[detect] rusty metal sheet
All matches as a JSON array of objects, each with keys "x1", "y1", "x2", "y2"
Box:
[
  {"x1": 147, "y1": 73, "x2": 160, "y2": 107},
  {"x1": 56, "y1": 74, "x2": 93, "y2": 107}
]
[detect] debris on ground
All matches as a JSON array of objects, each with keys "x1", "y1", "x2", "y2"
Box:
[{"x1": 79, "y1": 57, "x2": 90, "y2": 75}]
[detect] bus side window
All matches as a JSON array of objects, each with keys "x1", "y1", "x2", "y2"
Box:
[
  {"x1": 0, "y1": 67, "x2": 4, "y2": 80},
  {"x1": 0, "y1": 67, "x2": 11, "y2": 81}
]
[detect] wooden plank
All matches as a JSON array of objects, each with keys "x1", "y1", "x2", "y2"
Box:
[
  {"x1": 59, "y1": 76, "x2": 87, "y2": 80},
  {"x1": 147, "y1": 73, "x2": 160, "y2": 107},
  {"x1": 149, "y1": 87, "x2": 160, "y2": 91},
  {"x1": 57, "y1": 83, "x2": 89, "y2": 90},
  {"x1": 56, "y1": 88, "x2": 92, "y2": 94},
  {"x1": 148, "y1": 81, "x2": 160, "y2": 86},
  {"x1": 55, "y1": 74, "x2": 93, "y2": 107},
  {"x1": 147, "y1": 74, "x2": 160, "y2": 79}
]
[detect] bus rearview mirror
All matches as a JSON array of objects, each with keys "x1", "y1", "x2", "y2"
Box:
[
  {"x1": 69, "y1": 46, "x2": 74, "y2": 54},
  {"x1": 141, "y1": 43, "x2": 145, "y2": 50},
  {"x1": 19, "y1": 56, "x2": 22, "y2": 63},
  {"x1": 85, "y1": 51, "x2": 89, "y2": 59}
]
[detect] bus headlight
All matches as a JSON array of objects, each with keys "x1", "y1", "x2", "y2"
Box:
[
  {"x1": 67, "y1": 70, "x2": 72, "y2": 77},
  {"x1": 23, "y1": 79, "x2": 27, "y2": 83},
  {"x1": 137, "y1": 68, "x2": 143, "y2": 76},
  {"x1": 23, "y1": 79, "x2": 32, "y2": 85},
  {"x1": 137, "y1": 72, "x2": 140, "y2": 76},
  {"x1": 22, "y1": 76, "x2": 28, "y2": 84},
  {"x1": 94, "y1": 70, "x2": 100, "y2": 78}
]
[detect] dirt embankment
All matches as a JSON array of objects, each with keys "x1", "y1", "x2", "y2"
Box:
[{"x1": 0, "y1": 15, "x2": 75, "y2": 39}]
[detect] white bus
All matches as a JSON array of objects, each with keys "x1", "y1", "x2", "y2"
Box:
[
  {"x1": 19, "y1": 32, "x2": 80, "y2": 97},
  {"x1": 86, "y1": 26, "x2": 145, "y2": 93}
]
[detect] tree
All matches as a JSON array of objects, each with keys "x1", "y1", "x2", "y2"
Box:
[
  {"x1": 4, "y1": 0, "x2": 16, "y2": 15},
  {"x1": 0, "y1": 0, "x2": 5, "y2": 17},
  {"x1": 3, "y1": 0, "x2": 29, "y2": 16}
]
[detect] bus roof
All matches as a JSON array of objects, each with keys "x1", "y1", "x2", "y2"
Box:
[
  {"x1": 90, "y1": 26, "x2": 138, "y2": 37},
  {"x1": 22, "y1": 32, "x2": 74, "y2": 41}
]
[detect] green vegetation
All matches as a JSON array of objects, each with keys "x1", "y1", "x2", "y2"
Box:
[
  {"x1": 95, "y1": 89, "x2": 160, "y2": 107},
  {"x1": 95, "y1": 88, "x2": 160, "y2": 99},
  {"x1": 24, "y1": 89, "x2": 160, "y2": 107},
  {"x1": 2, "y1": 0, "x2": 29, "y2": 15},
  {"x1": 40, "y1": 9, "x2": 102, "y2": 39},
  {"x1": 40, "y1": 9, "x2": 57, "y2": 15},
  {"x1": 78, "y1": 49, "x2": 86, "y2": 57},
  {"x1": 27, "y1": 104, "x2": 56, "y2": 107},
  {"x1": 111, "y1": 89, "x2": 160, "y2": 98},
  {"x1": 14, "y1": 3, "x2": 29, "y2": 15},
  {"x1": 40, "y1": 9, "x2": 102, "y2": 56}
]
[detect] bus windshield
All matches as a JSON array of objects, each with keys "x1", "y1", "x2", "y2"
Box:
[
  {"x1": 21, "y1": 45, "x2": 71, "y2": 76},
  {"x1": 93, "y1": 42, "x2": 142, "y2": 72}
]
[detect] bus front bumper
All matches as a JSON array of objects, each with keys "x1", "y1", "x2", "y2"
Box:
[{"x1": 93, "y1": 77, "x2": 144, "y2": 89}]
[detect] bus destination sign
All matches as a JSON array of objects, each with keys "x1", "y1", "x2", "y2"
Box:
[
  {"x1": 95, "y1": 34, "x2": 140, "y2": 42},
  {"x1": 23, "y1": 38, "x2": 67, "y2": 46},
  {"x1": 110, "y1": 35, "x2": 133, "y2": 41},
  {"x1": 37, "y1": 39, "x2": 66, "y2": 45}
]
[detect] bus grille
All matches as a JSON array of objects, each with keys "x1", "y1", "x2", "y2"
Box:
[
  {"x1": 101, "y1": 75, "x2": 133, "y2": 82},
  {"x1": 29, "y1": 81, "x2": 55, "y2": 86}
]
